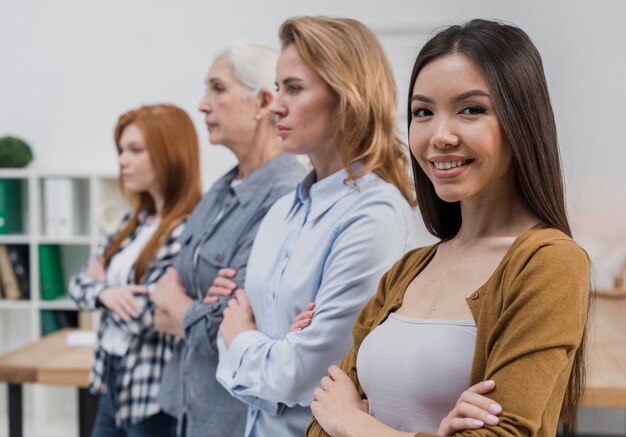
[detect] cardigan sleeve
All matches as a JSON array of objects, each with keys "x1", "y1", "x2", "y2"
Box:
[{"x1": 413, "y1": 239, "x2": 590, "y2": 437}]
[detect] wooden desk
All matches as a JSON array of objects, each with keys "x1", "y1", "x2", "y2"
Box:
[
  {"x1": 583, "y1": 295, "x2": 626, "y2": 408},
  {"x1": 0, "y1": 329, "x2": 97, "y2": 437}
]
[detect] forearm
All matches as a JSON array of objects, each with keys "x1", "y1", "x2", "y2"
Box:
[
  {"x1": 155, "y1": 308, "x2": 184, "y2": 337},
  {"x1": 338, "y1": 410, "x2": 414, "y2": 437}
]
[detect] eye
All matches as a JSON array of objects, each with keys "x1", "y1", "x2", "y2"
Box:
[
  {"x1": 460, "y1": 105, "x2": 485, "y2": 116},
  {"x1": 411, "y1": 107, "x2": 433, "y2": 118},
  {"x1": 211, "y1": 82, "x2": 225, "y2": 93},
  {"x1": 287, "y1": 84, "x2": 302, "y2": 95}
]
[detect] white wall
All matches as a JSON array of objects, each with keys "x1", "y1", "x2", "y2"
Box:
[
  {"x1": 2, "y1": 0, "x2": 625, "y2": 281},
  {"x1": 2, "y1": 0, "x2": 626, "y2": 433}
]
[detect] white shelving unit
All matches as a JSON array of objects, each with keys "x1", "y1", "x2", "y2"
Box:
[{"x1": 0, "y1": 169, "x2": 129, "y2": 437}]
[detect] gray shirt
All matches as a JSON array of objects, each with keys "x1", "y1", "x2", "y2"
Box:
[
  {"x1": 356, "y1": 313, "x2": 476, "y2": 433},
  {"x1": 158, "y1": 153, "x2": 306, "y2": 437}
]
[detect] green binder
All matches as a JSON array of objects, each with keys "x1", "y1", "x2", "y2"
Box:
[
  {"x1": 39, "y1": 244, "x2": 65, "y2": 301},
  {"x1": 41, "y1": 310, "x2": 61, "y2": 335},
  {"x1": 0, "y1": 179, "x2": 23, "y2": 234}
]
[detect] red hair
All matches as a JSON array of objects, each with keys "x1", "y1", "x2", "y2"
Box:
[{"x1": 104, "y1": 104, "x2": 202, "y2": 282}]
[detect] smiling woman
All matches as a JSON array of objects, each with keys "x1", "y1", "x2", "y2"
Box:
[{"x1": 307, "y1": 19, "x2": 590, "y2": 437}]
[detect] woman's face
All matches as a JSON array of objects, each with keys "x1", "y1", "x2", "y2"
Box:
[
  {"x1": 198, "y1": 54, "x2": 257, "y2": 148},
  {"x1": 271, "y1": 45, "x2": 337, "y2": 156},
  {"x1": 118, "y1": 123, "x2": 159, "y2": 195},
  {"x1": 409, "y1": 53, "x2": 514, "y2": 205}
]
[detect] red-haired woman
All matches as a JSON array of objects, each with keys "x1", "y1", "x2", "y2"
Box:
[{"x1": 70, "y1": 104, "x2": 201, "y2": 437}]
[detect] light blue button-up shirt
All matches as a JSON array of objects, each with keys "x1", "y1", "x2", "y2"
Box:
[{"x1": 216, "y1": 167, "x2": 417, "y2": 437}]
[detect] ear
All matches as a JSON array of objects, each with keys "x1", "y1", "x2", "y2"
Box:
[{"x1": 255, "y1": 88, "x2": 275, "y2": 118}]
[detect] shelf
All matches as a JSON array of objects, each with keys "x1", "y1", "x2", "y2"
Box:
[
  {"x1": 36, "y1": 236, "x2": 92, "y2": 245},
  {"x1": 0, "y1": 300, "x2": 31, "y2": 310},
  {"x1": 0, "y1": 169, "x2": 34, "y2": 178},
  {"x1": 0, "y1": 235, "x2": 30, "y2": 244},
  {"x1": 38, "y1": 299, "x2": 77, "y2": 311}
]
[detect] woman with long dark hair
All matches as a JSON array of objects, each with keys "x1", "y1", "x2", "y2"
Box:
[{"x1": 307, "y1": 19, "x2": 590, "y2": 437}]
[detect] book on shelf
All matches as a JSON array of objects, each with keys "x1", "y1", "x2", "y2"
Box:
[
  {"x1": 41, "y1": 309, "x2": 78, "y2": 335},
  {"x1": 7, "y1": 244, "x2": 30, "y2": 299},
  {"x1": 0, "y1": 178, "x2": 23, "y2": 234},
  {"x1": 39, "y1": 244, "x2": 66, "y2": 301},
  {"x1": 0, "y1": 244, "x2": 22, "y2": 299},
  {"x1": 43, "y1": 177, "x2": 77, "y2": 238}
]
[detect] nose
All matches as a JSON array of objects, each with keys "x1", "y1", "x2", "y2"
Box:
[
  {"x1": 118, "y1": 150, "x2": 129, "y2": 167},
  {"x1": 269, "y1": 94, "x2": 287, "y2": 119},
  {"x1": 431, "y1": 117, "x2": 459, "y2": 149},
  {"x1": 198, "y1": 92, "x2": 212, "y2": 114}
]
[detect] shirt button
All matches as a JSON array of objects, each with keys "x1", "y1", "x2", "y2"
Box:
[
  {"x1": 231, "y1": 371, "x2": 237, "y2": 378},
  {"x1": 215, "y1": 254, "x2": 223, "y2": 262},
  {"x1": 470, "y1": 292, "x2": 479, "y2": 300}
]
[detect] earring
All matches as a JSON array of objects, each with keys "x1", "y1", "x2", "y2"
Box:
[{"x1": 254, "y1": 114, "x2": 261, "y2": 121}]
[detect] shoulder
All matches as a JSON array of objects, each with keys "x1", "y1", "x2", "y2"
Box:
[
  {"x1": 265, "y1": 155, "x2": 307, "y2": 196},
  {"x1": 508, "y1": 226, "x2": 589, "y2": 274}
]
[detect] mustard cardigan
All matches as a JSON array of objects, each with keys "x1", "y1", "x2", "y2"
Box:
[{"x1": 307, "y1": 225, "x2": 590, "y2": 436}]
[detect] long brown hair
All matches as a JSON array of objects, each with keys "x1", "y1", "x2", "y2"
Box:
[
  {"x1": 104, "y1": 104, "x2": 201, "y2": 282},
  {"x1": 279, "y1": 16, "x2": 416, "y2": 206},
  {"x1": 407, "y1": 19, "x2": 586, "y2": 430}
]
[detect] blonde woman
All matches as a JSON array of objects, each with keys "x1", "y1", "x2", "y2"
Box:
[{"x1": 207, "y1": 17, "x2": 417, "y2": 437}]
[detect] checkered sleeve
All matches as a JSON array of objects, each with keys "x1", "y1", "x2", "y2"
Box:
[{"x1": 68, "y1": 212, "x2": 132, "y2": 311}]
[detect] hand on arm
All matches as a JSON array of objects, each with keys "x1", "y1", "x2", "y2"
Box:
[
  {"x1": 86, "y1": 256, "x2": 106, "y2": 281},
  {"x1": 288, "y1": 303, "x2": 315, "y2": 333},
  {"x1": 220, "y1": 289, "x2": 257, "y2": 347},
  {"x1": 154, "y1": 307, "x2": 184, "y2": 337},
  {"x1": 437, "y1": 381, "x2": 500, "y2": 436},
  {"x1": 151, "y1": 267, "x2": 193, "y2": 331},
  {"x1": 204, "y1": 268, "x2": 238, "y2": 304},
  {"x1": 98, "y1": 285, "x2": 148, "y2": 322}
]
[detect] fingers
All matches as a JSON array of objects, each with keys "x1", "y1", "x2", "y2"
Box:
[
  {"x1": 130, "y1": 285, "x2": 148, "y2": 295},
  {"x1": 320, "y1": 376, "x2": 333, "y2": 391},
  {"x1": 203, "y1": 295, "x2": 219, "y2": 304},
  {"x1": 467, "y1": 380, "x2": 496, "y2": 395},
  {"x1": 234, "y1": 289, "x2": 249, "y2": 306},
  {"x1": 218, "y1": 268, "x2": 237, "y2": 279},
  {"x1": 455, "y1": 401, "x2": 499, "y2": 426},
  {"x1": 288, "y1": 317, "x2": 312, "y2": 332},
  {"x1": 443, "y1": 417, "x2": 486, "y2": 434},
  {"x1": 458, "y1": 384, "x2": 501, "y2": 417},
  {"x1": 208, "y1": 276, "x2": 237, "y2": 297},
  {"x1": 327, "y1": 365, "x2": 347, "y2": 381}
]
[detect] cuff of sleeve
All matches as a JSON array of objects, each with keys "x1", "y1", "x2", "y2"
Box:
[
  {"x1": 216, "y1": 329, "x2": 267, "y2": 387},
  {"x1": 87, "y1": 281, "x2": 107, "y2": 310},
  {"x1": 182, "y1": 300, "x2": 208, "y2": 331}
]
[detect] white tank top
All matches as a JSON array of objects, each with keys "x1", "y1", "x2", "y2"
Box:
[{"x1": 356, "y1": 313, "x2": 477, "y2": 433}]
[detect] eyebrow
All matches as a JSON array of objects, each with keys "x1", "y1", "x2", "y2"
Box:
[
  {"x1": 410, "y1": 89, "x2": 490, "y2": 104},
  {"x1": 277, "y1": 76, "x2": 303, "y2": 86}
]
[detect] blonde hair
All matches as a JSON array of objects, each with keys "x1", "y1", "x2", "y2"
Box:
[{"x1": 279, "y1": 16, "x2": 415, "y2": 206}]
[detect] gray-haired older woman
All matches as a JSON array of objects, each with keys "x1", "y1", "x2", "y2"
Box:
[{"x1": 150, "y1": 43, "x2": 306, "y2": 437}]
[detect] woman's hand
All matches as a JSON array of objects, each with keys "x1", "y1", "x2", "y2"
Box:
[
  {"x1": 288, "y1": 303, "x2": 315, "y2": 332},
  {"x1": 219, "y1": 289, "x2": 256, "y2": 347},
  {"x1": 311, "y1": 365, "x2": 369, "y2": 436},
  {"x1": 98, "y1": 285, "x2": 147, "y2": 321},
  {"x1": 437, "y1": 380, "x2": 501, "y2": 436},
  {"x1": 152, "y1": 267, "x2": 186, "y2": 309},
  {"x1": 204, "y1": 268, "x2": 238, "y2": 304},
  {"x1": 154, "y1": 307, "x2": 183, "y2": 337},
  {"x1": 87, "y1": 256, "x2": 106, "y2": 281}
]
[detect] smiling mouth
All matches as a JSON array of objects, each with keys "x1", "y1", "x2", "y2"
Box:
[{"x1": 432, "y1": 160, "x2": 470, "y2": 170}]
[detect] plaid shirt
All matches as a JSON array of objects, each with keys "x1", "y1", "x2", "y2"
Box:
[{"x1": 69, "y1": 210, "x2": 185, "y2": 426}]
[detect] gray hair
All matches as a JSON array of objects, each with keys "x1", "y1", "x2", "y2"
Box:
[{"x1": 221, "y1": 42, "x2": 279, "y2": 96}]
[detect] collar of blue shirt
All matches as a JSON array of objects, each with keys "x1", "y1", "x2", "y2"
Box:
[{"x1": 287, "y1": 162, "x2": 377, "y2": 222}]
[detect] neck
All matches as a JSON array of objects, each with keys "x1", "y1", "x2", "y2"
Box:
[
  {"x1": 308, "y1": 145, "x2": 344, "y2": 182},
  {"x1": 231, "y1": 123, "x2": 282, "y2": 179},
  {"x1": 456, "y1": 189, "x2": 539, "y2": 241},
  {"x1": 148, "y1": 190, "x2": 164, "y2": 220}
]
